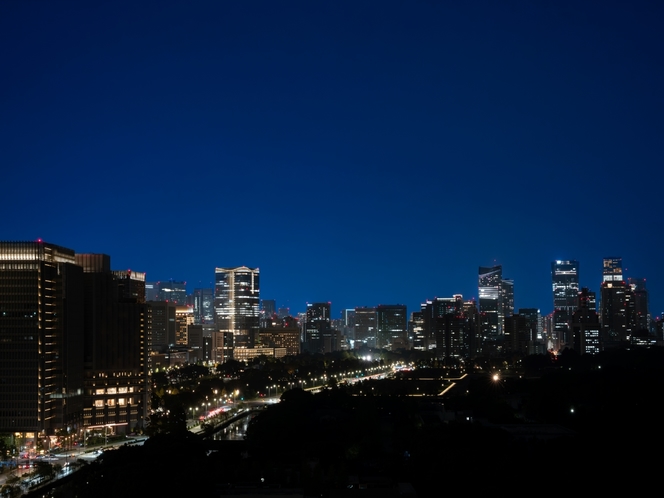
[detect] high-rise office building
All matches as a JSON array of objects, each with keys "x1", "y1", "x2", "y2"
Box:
[
  {"x1": 0, "y1": 241, "x2": 85, "y2": 435},
  {"x1": 422, "y1": 295, "x2": 479, "y2": 361},
  {"x1": 214, "y1": 266, "x2": 260, "y2": 351},
  {"x1": 175, "y1": 306, "x2": 194, "y2": 345},
  {"x1": 304, "y1": 302, "x2": 331, "y2": 353},
  {"x1": 341, "y1": 309, "x2": 356, "y2": 340},
  {"x1": 278, "y1": 307, "x2": 290, "y2": 319},
  {"x1": 259, "y1": 326, "x2": 301, "y2": 356},
  {"x1": 354, "y1": 307, "x2": 377, "y2": 347},
  {"x1": 501, "y1": 279, "x2": 514, "y2": 319},
  {"x1": 147, "y1": 301, "x2": 177, "y2": 353},
  {"x1": 260, "y1": 299, "x2": 277, "y2": 328},
  {"x1": 75, "y1": 254, "x2": 149, "y2": 433},
  {"x1": 479, "y1": 265, "x2": 503, "y2": 341},
  {"x1": 157, "y1": 279, "x2": 187, "y2": 304},
  {"x1": 602, "y1": 257, "x2": 623, "y2": 282},
  {"x1": 520, "y1": 308, "x2": 544, "y2": 354},
  {"x1": 192, "y1": 288, "x2": 214, "y2": 324},
  {"x1": 551, "y1": 260, "x2": 580, "y2": 349},
  {"x1": 261, "y1": 299, "x2": 276, "y2": 317},
  {"x1": 600, "y1": 258, "x2": 635, "y2": 348},
  {"x1": 571, "y1": 288, "x2": 601, "y2": 355},
  {"x1": 376, "y1": 304, "x2": 407, "y2": 350},
  {"x1": 628, "y1": 277, "x2": 651, "y2": 333},
  {"x1": 145, "y1": 282, "x2": 159, "y2": 302},
  {"x1": 409, "y1": 310, "x2": 426, "y2": 351}
]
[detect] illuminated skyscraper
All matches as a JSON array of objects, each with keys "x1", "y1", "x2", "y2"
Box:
[
  {"x1": 602, "y1": 257, "x2": 623, "y2": 282},
  {"x1": 354, "y1": 307, "x2": 377, "y2": 346},
  {"x1": 551, "y1": 260, "x2": 579, "y2": 349},
  {"x1": 479, "y1": 265, "x2": 503, "y2": 341},
  {"x1": 214, "y1": 266, "x2": 260, "y2": 350},
  {"x1": 409, "y1": 310, "x2": 426, "y2": 351},
  {"x1": 175, "y1": 306, "x2": 194, "y2": 345},
  {"x1": 600, "y1": 258, "x2": 635, "y2": 348},
  {"x1": 0, "y1": 241, "x2": 84, "y2": 434}
]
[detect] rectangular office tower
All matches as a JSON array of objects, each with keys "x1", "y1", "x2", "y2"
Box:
[
  {"x1": 304, "y1": 302, "x2": 331, "y2": 353},
  {"x1": 479, "y1": 265, "x2": 503, "y2": 340},
  {"x1": 376, "y1": 304, "x2": 408, "y2": 350},
  {"x1": 214, "y1": 266, "x2": 260, "y2": 351},
  {"x1": 75, "y1": 255, "x2": 149, "y2": 433},
  {"x1": 600, "y1": 258, "x2": 636, "y2": 348},
  {"x1": 0, "y1": 241, "x2": 85, "y2": 434},
  {"x1": 551, "y1": 260, "x2": 579, "y2": 350}
]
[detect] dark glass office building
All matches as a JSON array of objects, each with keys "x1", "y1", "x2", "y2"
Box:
[
  {"x1": 0, "y1": 241, "x2": 85, "y2": 434},
  {"x1": 479, "y1": 265, "x2": 502, "y2": 340}
]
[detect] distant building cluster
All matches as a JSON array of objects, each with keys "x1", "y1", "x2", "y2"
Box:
[
  {"x1": 477, "y1": 258, "x2": 657, "y2": 357},
  {"x1": 1, "y1": 239, "x2": 661, "y2": 446}
]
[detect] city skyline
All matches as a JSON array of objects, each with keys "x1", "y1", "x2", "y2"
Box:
[
  {"x1": 2, "y1": 239, "x2": 656, "y2": 322},
  {"x1": 2, "y1": 2, "x2": 663, "y2": 319}
]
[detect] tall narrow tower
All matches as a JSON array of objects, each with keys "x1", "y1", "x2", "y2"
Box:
[
  {"x1": 214, "y1": 266, "x2": 260, "y2": 350},
  {"x1": 479, "y1": 265, "x2": 503, "y2": 341},
  {"x1": 600, "y1": 257, "x2": 635, "y2": 348},
  {"x1": 551, "y1": 260, "x2": 579, "y2": 349}
]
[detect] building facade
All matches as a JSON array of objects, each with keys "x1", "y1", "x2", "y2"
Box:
[
  {"x1": 0, "y1": 241, "x2": 85, "y2": 436},
  {"x1": 479, "y1": 265, "x2": 503, "y2": 345},
  {"x1": 76, "y1": 254, "x2": 149, "y2": 434},
  {"x1": 551, "y1": 260, "x2": 580, "y2": 350},
  {"x1": 354, "y1": 307, "x2": 377, "y2": 347},
  {"x1": 304, "y1": 302, "x2": 331, "y2": 353},
  {"x1": 214, "y1": 266, "x2": 260, "y2": 352},
  {"x1": 571, "y1": 287, "x2": 601, "y2": 354},
  {"x1": 376, "y1": 304, "x2": 408, "y2": 350},
  {"x1": 192, "y1": 288, "x2": 214, "y2": 324}
]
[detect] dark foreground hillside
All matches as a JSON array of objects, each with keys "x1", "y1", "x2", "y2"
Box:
[{"x1": 41, "y1": 348, "x2": 664, "y2": 497}]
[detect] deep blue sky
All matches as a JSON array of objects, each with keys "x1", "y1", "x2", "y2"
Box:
[{"x1": 2, "y1": 1, "x2": 663, "y2": 318}]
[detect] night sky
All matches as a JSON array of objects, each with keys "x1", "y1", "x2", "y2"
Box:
[{"x1": 2, "y1": 1, "x2": 663, "y2": 318}]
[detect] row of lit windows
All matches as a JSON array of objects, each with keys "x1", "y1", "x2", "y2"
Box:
[
  {"x1": 93, "y1": 398, "x2": 133, "y2": 408},
  {"x1": 94, "y1": 387, "x2": 135, "y2": 395}
]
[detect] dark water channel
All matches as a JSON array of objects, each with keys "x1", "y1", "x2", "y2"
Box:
[{"x1": 211, "y1": 412, "x2": 257, "y2": 440}]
